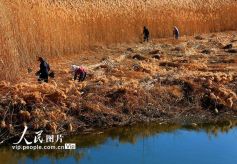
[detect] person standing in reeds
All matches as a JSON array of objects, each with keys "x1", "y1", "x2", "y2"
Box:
[
  {"x1": 173, "y1": 26, "x2": 179, "y2": 39},
  {"x1": 36, "y1": 57, "x2": 50, "y2": 83},
  {"x1": 143, "y1": 26, "x2": 150, "y2": 42}
]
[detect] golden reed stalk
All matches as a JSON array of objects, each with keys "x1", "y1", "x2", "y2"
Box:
[{"x1": 0, "y1": 0, "x2": 237, "y2": 80}]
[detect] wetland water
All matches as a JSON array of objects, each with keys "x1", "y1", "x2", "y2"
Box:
[{"x1": 1, "y1": 122, "x2": 237, "y2": 164}]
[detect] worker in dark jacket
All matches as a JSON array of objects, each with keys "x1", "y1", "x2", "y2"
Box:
[
  {"x1": 143, "y1": 26, "x2": 150, "y2": 42},
  {"x1": 173, "y1": 26, "x2": 179, "y2": 39},
  {"x1": 36, "y1": 57, "x2": 50, "y2": 83}
]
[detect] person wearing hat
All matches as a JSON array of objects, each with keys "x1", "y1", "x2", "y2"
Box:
[{"x1": 71, "y1": 65, "x2": 87, "y2": 82}]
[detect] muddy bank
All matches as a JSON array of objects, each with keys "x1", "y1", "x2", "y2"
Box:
[{"x1": 0, "y1": 31, "x2": 237, "y2": 142}]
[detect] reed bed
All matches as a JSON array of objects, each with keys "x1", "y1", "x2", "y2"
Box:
[{"x1": 0, "y1": 0, "x2": 237, "y2": 80}]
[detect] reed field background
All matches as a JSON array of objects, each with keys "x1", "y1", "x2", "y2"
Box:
[{"x1": 0, "y1": 0, "x2": 237, "y2": 80}]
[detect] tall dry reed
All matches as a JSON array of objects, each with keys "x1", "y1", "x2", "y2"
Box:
[{"x1": 0, "y1": 0, "x2": 237, "y2": 80}]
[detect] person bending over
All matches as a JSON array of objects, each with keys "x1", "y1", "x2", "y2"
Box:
[
  {"x1": 36, "y1": 57, "x2": 50, "y2": 83},
  {"x1": 71, "y1": 65, "x2": 87, "y2": 82}
]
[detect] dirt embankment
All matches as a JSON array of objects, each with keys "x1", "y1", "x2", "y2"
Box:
[{"x1": 0, "y1": 32, "x2": 237, "y2": 142}]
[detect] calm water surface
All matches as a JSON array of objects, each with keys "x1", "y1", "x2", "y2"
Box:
[{"x1": 1, "y1": 122, "x2": 237, "y2": 164}]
